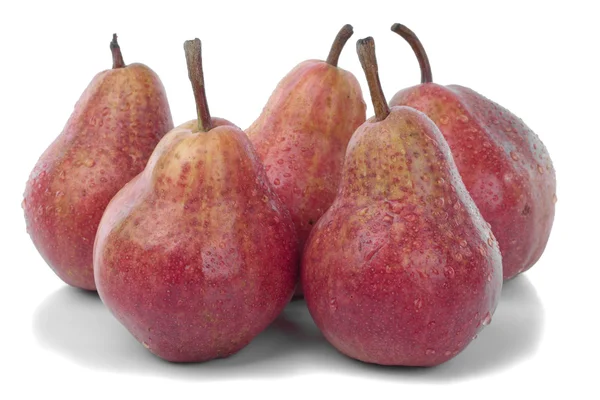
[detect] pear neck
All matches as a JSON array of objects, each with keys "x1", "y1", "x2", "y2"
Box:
[{"x1": 339, "y1": 124, "x2": 416, "y2": 202}]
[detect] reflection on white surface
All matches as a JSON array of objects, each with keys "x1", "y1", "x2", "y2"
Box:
[{"x1": 33, "y1": 275, "x2": 543, "y2": 380}]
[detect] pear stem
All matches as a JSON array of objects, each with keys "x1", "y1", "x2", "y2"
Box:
[
  {"x1": 184, "y1": 39, "x2": 212, "y2": 132},
  {"x1": 391, "y1": 23, "x2": 432, "y2": 84},
  {"x1": 110, "y1": 34, "x2": 125, "y2": 69},
  {"x1": 356, "y1": 37, "x2": 390, "y2": 122},
  {"x1": 326, "y1": 24, "x2": 354, "y2": 67}
]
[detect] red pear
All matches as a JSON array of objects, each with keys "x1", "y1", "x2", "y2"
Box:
[
  {"x1": 246, "y1": 25, "x2": 366, "y2": 295},
  {"x1": 23, "y1": 35, "x2": 173, "y2": 290},
  {"x1": 302, "y1": 37, "x2": 502, "y2": 366},
  {"x1": 388, "y1": 23, "x2": 556, "y2": 280},
  {"x1": 94, "y1": 39, "x2": 298, "y2": 362}
]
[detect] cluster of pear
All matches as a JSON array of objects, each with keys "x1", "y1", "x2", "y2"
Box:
[{"x1": 23, "y1": 24, "x2": 555, "y2": 367}]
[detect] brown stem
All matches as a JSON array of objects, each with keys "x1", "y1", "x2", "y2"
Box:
[
  {"x1": 356, "y1": 37, "x2": 390, "y2": 122},
  {"x1": 184, "y1": 38, "x2": 212, "y2": 132},
  {"x1": 326, "y1": 24, "x2": 354, "y2": 66},
  {"x1": 391, "y1": 23, "x2": 432, "y2": 84},
  {"x1": 110, "y1": 34, "x2": 125, "y2": 69}
]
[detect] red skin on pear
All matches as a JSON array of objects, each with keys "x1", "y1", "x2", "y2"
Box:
[
  {"x1": 22, "y1": 35, "x2": 173, "y2": 290},
  {"x1": 93, "y1": 40, "x2": 298, "y2": 363},
  {"x1": 94, "y1": 119, "x2": 298, "y2": 362},
  {"x1": 247, "y1": 58, "x2": 365, "y2": 252},
  {"x1": 388, "y1": 24, "x2": 556, "y2": 279},
  {"x1": 301, "y1": 38, "x2": 502, "y2": 367},
  {"x1": 246, "y1": 25, "x2": 367, "y2": 296}
]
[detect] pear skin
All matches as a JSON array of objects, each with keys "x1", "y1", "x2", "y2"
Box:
[
  {"x1": 388, "y1": 23, "x2": 556, "y2": 280},
  {"x1": 23, "y1": 35, "x2": 173, "y2": 290},
  {"x1": 302, "y1": 37, "x2": 502, "y2": 367},
  {"x1": 94, "y1": 39, "x2": 298, "y2": 362},
  {"x1": 246, "y1": 25, "x2": 366, "y2": 296}
]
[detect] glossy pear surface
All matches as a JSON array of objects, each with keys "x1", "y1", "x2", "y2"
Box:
[
  {"x1": 247, "y1": 60, "x2": 366, "y2": 251},
  {"x1": 94, "y1": 119, "x2": 298, "y2": 362},
  {"x1": 302, "y1": 106, "x2": 502, "y2": 366},
  {"x1": 23, "y1": 63, "x2": 173, "y2": 290},
  {"x1": 390, "y1": 85, "x2": 555, "y2": 279}
]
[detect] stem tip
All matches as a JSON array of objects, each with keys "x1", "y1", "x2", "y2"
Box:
[{"x1": 110, "y1": 33, "x2": 125, "y2": 69}]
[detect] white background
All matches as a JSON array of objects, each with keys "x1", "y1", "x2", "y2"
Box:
[{"x1": 1, "y1": 0, "x2": 598, "y2": 398}]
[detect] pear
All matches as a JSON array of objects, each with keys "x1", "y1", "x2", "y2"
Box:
[
  {"x1": 93, "y1": 39, "x2": 298, "y2": 362},
  {"x1": 23, "y1": 34, "x2": 173, "y2": 290},
  {"x1": 301, "y1": 37, "x2": 503, "y2": 366},
  {"x1": 388, "y1": 23, "x2": 556, "y2": 280},
  {"x1": 246, "y1": 25, "x2": 366, "y2": 295}
]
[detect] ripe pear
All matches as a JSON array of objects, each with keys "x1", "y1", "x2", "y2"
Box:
[
  {"x1": 388, "y1": 24, "x2": 556, "y2": 280},
  {"x1": 23, "y1": 35, "x2": 173, "y2": 290},
  {"x1": 246, "y1": 25, "x2": 366, "y2": 294},
  {"x1": 302, "y1": 37, "x2": 503, "y2": 366},
  {"x1": 93, "y1": 39, "x2": 298, "y2": 363}
]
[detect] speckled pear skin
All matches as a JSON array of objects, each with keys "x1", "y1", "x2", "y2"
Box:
[
  {"x1": 390, "y1": 84, "x2": 556, "y2": 279},
  {"x1": 302, "y1": 106, "x2": 503, "y2": 367},
  {"x1": 246, "y1": 59, "x2": 366, "y2": 263},
  {"x1": 23, "y1": 63, "x2": 173, "y2": 290},
  {"x1": 94, "y1": 119, "x2": 299, "y2": 363}
]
